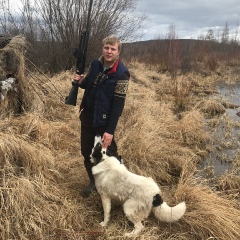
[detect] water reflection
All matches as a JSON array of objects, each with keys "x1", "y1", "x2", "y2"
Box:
[{"x1": 202, "y1": 83, "x2": 240, "y2": 176}]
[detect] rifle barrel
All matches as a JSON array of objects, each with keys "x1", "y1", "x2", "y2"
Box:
[{"x1": 65, "y1": 0, "x2": 94, "y2": 106}]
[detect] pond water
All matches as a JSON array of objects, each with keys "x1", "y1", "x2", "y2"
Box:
[{"x1": 202, "y1": 83, "x2": 240, "y2": 176}]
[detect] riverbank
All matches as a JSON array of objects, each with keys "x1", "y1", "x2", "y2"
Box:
[{"x1": 0, "y1": 61, "x2": 240, "y2": 239}]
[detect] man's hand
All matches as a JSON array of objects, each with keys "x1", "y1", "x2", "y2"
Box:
[
  {"x1": 74, "y1": 74, "x2": 84, "y2": 85},
  {"x1": 102, "y1": 132, "x2": 113, "y2": 148}
]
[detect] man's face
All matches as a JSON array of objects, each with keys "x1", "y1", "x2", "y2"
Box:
[{"x1": 102, "y1": 42, "x2": 120, "y2": 65}]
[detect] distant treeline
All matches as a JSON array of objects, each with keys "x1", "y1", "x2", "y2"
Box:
[
  {"x1": 26, "y1": 38, "x2": 240, "y2": 76},
  {"x1": 121, "y1": 39, "x2": 240, "y2": 75},
  {"x1": 1, "y1": 1, "x2": 239, "y2": 75}
]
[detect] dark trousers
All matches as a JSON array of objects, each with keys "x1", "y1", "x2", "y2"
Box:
[{"x1": 80, "y1": 110, "x2": 118, "y2": 165}]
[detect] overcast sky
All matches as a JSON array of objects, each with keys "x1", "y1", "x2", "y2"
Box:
[{"x1": 135, "y1": 0, "x2": 240, "y2": 40}]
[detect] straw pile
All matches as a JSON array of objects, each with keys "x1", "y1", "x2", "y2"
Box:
[
  {"x1": 0, "y1": 51, "x2": 240, "y2": 239},
  {"x1": 0, "y1": 35, "x2": 27, "y2": 115}
]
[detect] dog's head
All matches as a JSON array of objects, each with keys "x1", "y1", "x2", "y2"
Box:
[
  {"x1": 90, "y1": 135, "x2": 123, "y2": 165},
  {"x1": 90, "y1": 135, "x2": 108, "y2": 165}
]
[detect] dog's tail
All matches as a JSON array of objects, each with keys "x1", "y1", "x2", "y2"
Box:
[{"x1": 152, "y1": 194, "x2": 186, "y2": 222}]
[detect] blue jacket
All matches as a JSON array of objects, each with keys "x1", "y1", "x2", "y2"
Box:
[{"x1": 79, "y1": 57, "x2": 130, "y2": 134}]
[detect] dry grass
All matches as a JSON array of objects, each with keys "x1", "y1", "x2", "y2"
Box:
[
  {"x1": 0, "y1": 57, "x2": 240, "y2": 240},
  {"x1": 216, "y1": 173, "x2": 240, "y2": 194},
  {"x1": 0, "y1": 35, "x2": 26, "y2": 76},
  {"x1": 177, "y1": 176, "x2": 240, "y2": 240},
  {"x1": 195, "y1": 98, "x2": 226, "y2": 117},
  {"x1": 0, "y1": 35, "x2": 27, "y2": 116}
]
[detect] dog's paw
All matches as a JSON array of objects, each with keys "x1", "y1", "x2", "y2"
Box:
[
  {"x1": 124, "y1": 227, "x2": 143, "y2": 238},
  {"x1": 100, "y1": 221, "x2": 108, "y2": 227},
  {"x1": 124, "y1": 232, "x2": 137, "y2": 238},
  {"x1": 124, "y1": 233, "x2": 131, "y2": 238}
]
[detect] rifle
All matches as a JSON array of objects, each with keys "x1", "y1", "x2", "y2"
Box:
[{"x1": 65, "y1": 0, "x2": 94, "y2": 106}]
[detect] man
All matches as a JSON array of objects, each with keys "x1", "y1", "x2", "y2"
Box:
[{"x1": 74, "y1": 35, "x2": 130, "y2": 197}]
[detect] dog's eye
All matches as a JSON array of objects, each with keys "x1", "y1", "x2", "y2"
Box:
[{"x1": 103, "y1": 151, "x2": 106, "y2": 154}]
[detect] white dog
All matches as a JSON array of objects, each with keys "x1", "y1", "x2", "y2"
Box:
[{"x1": 90, "y1": 135, "x2": 186, "y2": 238}]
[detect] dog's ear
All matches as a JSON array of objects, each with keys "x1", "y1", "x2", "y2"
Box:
[
  {"x1": 117, "y1": 155, "x2": 123, "y2": 164},
  {"x1": 106, "y1": 148, "x2": 111, "y2": 156},
  {"x1": 106, "y1": 149, "x2": 123, "y2": 163}
]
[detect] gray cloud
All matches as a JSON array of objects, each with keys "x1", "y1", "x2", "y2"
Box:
[{"x1": 135, "y1": 0, "x2": 240, "y2": 40}]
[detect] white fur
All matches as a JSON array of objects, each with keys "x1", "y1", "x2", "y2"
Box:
[{"x1": 92, "y1": 154, "x2": 186, "y2": 237}]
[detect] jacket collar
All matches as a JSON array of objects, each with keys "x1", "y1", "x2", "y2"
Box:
[{"x1": 99, "y1": 56, "x2": 120, "y2": 74}]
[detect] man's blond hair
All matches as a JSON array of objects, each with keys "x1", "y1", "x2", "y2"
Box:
[{"x1": 102, "y1": 35, "x2": 122, "y2": 52}]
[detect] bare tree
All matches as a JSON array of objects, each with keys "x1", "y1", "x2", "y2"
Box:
[
  {"x1": 0, "y1": 0, "x2": 20, "y2": 35},
  {"x1": 231, "y1": 23, "x2": 239, "y2": 44},
  {"x1": 221, "y1": 22, "x2": 229, "y2": 44},
  {"x1": 0, "y1": 0, "x2": 145, "y2": 72},
  {"x1": 167, "y1": 23, "x2": 177, "y2": 40},
  {"x1": 205, "y1": 29, "x2": 215, "y2": 41}
]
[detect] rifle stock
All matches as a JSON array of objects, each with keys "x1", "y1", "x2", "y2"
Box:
[
  {"x1": 65, "y1": 0, "x2": 93, "y2": 106},
  {"x1": 64, "y1": 80, "x2": 79, "y2": 106}
]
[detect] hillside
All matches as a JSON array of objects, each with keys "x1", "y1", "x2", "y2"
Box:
[{"x1": 0, "y1": 36, "x2": 240, "y2": 239}]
